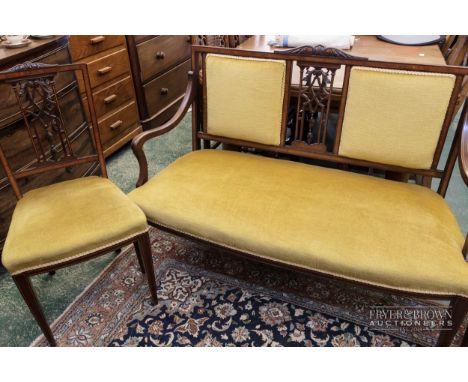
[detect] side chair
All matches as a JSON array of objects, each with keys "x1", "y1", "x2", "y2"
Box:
[{"x1": 0, "y1": 62, "x2": 158, "y2": 346}]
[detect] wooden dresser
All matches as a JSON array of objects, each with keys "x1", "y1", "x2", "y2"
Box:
[
  {"x1": 0, "y1": 36, "x2": 97, "y2": 253},
  {"x1": 69, "y1": 36, "x2": 141, "y2": 156},
  {"x1": 126, "y1": 36, "x2": 192, "y2": 129}
]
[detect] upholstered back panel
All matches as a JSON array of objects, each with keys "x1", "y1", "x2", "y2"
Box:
[
  {"x1": 205, "y1": 54, "x2": 286, "y2": 146},
  {"x1": 338, "y1": 67, "x2": 456, "y2": 169}
]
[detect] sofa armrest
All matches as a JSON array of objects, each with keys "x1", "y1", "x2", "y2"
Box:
[
  {"x1": 456, "y1": 101, "x2": 468, "y2": 258},
  {"x1": 459, "y1": 101, "x2": 468, "y2": 186},
  {"x1": 132, "y1": 71, "x2": 195, "y2": 187}
]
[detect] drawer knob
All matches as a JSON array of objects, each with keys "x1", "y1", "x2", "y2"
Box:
[
  {"x1": 160, "y1": 88, "x2": 169, "y2": 95},
  {"x1": 90, "y1": 36, "x2": 106, "y2": 45},
  {"x1": 104, "y1": 94, "x2": 117, "y2": 104},
  {"x1": 155, "y1": 51, "x2": 166, "y2": 60},
  {"x1": 98, "y1": 66, "x2": 112, "y2": 75},
  {"x1": 110, "y1": 120, "x2": 123, "y2": 130}
]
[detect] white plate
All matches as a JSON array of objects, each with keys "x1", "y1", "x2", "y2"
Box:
[
  {"x1": 30, "y1": 35, "x2": 54, "y2": 40},
  {"x1": 378, "y1": 35, "x2": 443, "y2": 46},
  {"x1": 2, "y1": 39, "x2": 32, "y2": 49}
]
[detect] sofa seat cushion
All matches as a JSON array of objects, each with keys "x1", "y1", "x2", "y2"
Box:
[
  {"x1": 129, "y1": 150, "x2": 468, "y2": 297},
  {"x1": 2, "y1": 177, "x2": 148, "y2": 275}
]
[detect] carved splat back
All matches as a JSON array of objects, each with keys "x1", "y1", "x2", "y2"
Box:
[
  {"x1": 292, "y1": 63, "x2": 339, "y2": 151},
  {"x1": 284, "y1": 46, "x2": 366, "y2": 152},
  {"x1": 6, "y1": 62, "x2": 74, "y2": 164},
  {"x1": 0, "y1": 62, "x2": 107, "y2": 200}
]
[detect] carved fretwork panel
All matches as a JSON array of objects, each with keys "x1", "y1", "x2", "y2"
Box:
[
  {"x1": 195, "y1": 35, "x2": 227, "y2": 47},
  {"x1": 277, "y1": 45, "x2": 366, "y2": 152},
  {"x1": 292, "y1": 63, "x2": 339, "y2": 152},
  {"x1": 5, "y1": 62, "x2": 74, "y2": 166},
  {"x1": 277, "y1": 45, "x2": 365, "y2": 60}
]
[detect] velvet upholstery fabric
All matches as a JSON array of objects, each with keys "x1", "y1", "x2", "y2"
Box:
[
  {"x1": 339, "y1": 67, "x2": 455, "y2": 169},
  {"x1": 2, "y1": 177, "x2": 148, "y2": 275},
  {"x1": 205, "y1": 54, "x2": 286, "y2": 146},
  {"x1": 129, "y1": 150, "x2": 468, "y2": 297}
]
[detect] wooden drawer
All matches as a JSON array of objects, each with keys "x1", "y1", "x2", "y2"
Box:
[
  {"x1": 86, "y1": 47, "x2": 131, "y2": 89},
  {"x1": 91, "y1": 75, "x2": 135, "y2": 119},
  {"x1": 144, "y1": 59, "x2": 191, "y2": 117},
  {"x1": 133, "y1": 35, "x2": 155, "y2": 45},
  {"x1": 137, "y1": 35, "x2": 191, "y2": 82},
  {"x1": 98, "y1": 101, "x2": 139, "y2": 145},
  {"x1": 69, "y1": 35, "x2": 125, "y2": 61}
]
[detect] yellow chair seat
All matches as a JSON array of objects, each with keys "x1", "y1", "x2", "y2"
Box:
[
  {"x1": 2, "y1": 177, "x2": 148, "y2": 275},
  {"x1": 129, "y1": 150, "x2": 468, "y2": 297}
]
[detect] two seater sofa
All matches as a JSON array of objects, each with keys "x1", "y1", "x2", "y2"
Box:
[{"x1": 128, "y1": 45, "x2": 468, "y2": 346}]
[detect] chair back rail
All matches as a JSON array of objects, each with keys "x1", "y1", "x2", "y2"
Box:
[
  {"x1": 441, "y1": 35, "x2": 458, "y2": 58},
  {"x1": 191, "y1": 45, "x2": 468, "y2": 196},
  {"x1": 445, "y1": 36, "x2": 468, "y2": 66},
  {"x1": 442, "y1": 36, "x2": 468, "y2": 115},
  {"x1": 0, "y1": 62, "x2": 107, "y2": 200}
]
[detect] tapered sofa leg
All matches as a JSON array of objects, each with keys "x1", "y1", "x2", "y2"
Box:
[
  {"x1": 135, "y1": 232, "x2": 158, "y2": 305},
  {"x1": 12, "y1": 274, "x2": 56, "y2": 347},
  {"x1": 437, "y1": 297, "x2": 468, "y2": 347}
]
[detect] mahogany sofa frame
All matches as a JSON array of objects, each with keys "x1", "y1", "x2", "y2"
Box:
[
  {"x1": 132, "y1": 45, "x2": 468, "y2": 347},
  {"x1": 0, "y1": 63, "x2": 158, "y2": 347}
]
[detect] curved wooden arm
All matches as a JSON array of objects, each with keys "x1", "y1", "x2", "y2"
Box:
[
  {"x1": 456, "y1": 101, "x2": 468, "y2": 258},
  {"x1": 132, "y1": 71, "x2": 195, "y2": 187},
  {"x1": 459, "y1": 101, "x2": 468, "y2": 186}
]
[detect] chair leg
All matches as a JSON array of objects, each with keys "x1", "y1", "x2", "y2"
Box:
[
  {"x1": 133, "y1": 242, "x2": 146, "y2": 274},
  {"x1": 462, "y1": 325, "x2": 468, "y2": 347},
  {"x1": 437, "y1": 297, "x2": 468, "y2": 347},
  {"x1": 135, "y1": 232, "x2": 158, "y2": 305},
  {"x1": 12, "y1": 274, "x2": 56, "y2": 347}
]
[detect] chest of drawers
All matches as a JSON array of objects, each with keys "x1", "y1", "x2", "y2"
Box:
[
  {"x1": 69, "y1": 35, "x2": 141, "y2": 156},
  {"x1": 126, "y1": 36, "x2": 192, "y2": 129}
]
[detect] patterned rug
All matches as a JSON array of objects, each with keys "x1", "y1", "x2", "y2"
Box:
[{"x1": 31, "y1": 228, "x2": 461, "y2": 346}]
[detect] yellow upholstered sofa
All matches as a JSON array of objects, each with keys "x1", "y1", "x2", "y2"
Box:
[{"x1": 129, "y1": 46, "x2": 468, "y2": 346}]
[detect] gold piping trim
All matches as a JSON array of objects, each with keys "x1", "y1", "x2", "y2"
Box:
[
  {"x1": 352, "y1": 66, "x2": 457, "y2": 79},
  {"x1": 11, "y1": 228, "x2": 149, "y2": 276},
  {"x1": 149, "y1": 220, "x2": 468, "y2": 299}
]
